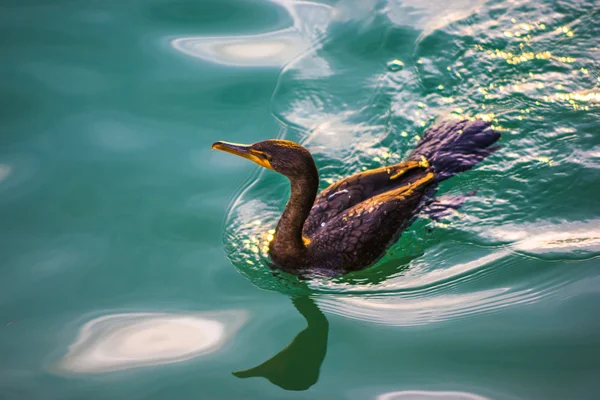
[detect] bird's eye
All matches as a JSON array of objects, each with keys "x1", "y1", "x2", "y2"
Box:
[{"x1": 254, "y1": 150, "x2": 270, "y2": 161}]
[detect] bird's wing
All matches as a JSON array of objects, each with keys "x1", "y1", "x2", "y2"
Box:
[
  {"x1": 303, "y1": 160, "x2": 429, "y2": 237},
  {"x1": 308, "y1": 172, "x2": 435, "y2": 271}
]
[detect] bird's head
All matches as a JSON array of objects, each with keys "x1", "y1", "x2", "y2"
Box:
[{"x1": 211, "y1": 139, "x2": 317, "y2": 179}]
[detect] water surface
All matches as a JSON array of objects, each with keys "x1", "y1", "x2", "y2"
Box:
[{"x1": 1, "y1": 0, "x2": 599, "y2": 399}]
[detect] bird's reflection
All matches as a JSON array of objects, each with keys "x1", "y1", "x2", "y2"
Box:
[{"x1": 233, "y1": 295, "x2": 328, "y2": 391}]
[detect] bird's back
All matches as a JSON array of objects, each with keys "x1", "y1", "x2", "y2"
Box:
[
  {"x1": 300, "y1": 118, "x2": 500, "y2": 273},
  {"x1": 304, "y1": 168, "x2": 435, "y2": 272},
  {"x1": 303, "y1": 159, "x2": 429, "y2": 238}
]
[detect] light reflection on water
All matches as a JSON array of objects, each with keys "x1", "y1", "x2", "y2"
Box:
[
  {"x1": 486, "y1": 221, "x2": 600, "y2": 259},
  {"x1": 171, "y1": 0, "x2": 332, "y2": 67},
  {"x1": 0, "y1": 164, "x2": 12, "y2": 182},
  {"x1": 54, "y1": 310, "x2": 247, "y2": 374},
  {"x1": 1, "y1": 0, "x2": 597, "y2": 396},
  {"x1": 377, "y1": 391, "x2": 489, "y2": 400}
]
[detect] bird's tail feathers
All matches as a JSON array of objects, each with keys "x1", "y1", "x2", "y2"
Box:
[{"x1": 409, "y1": 119, "x2": 500, "y2": 182}]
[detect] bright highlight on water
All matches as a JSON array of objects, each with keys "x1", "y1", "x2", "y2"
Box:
[
  {"x1": 377, "y1": 391, "x2": 489, "y2": 400},
  {"x1": 55, "y1": 311, "x2": 247, "y2": 374},
  {"x1": 171, "y1": 0, "x2": 332, "y2": 67},
  {"x1": 1, "y1": 0, "x2": 599, "y2": 397}
]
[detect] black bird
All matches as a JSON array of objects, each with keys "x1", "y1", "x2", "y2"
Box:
[{"x1": 213, "y1": 119, "x2": 499, "y2": 275}]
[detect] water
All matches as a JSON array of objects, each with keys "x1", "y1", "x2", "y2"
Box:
[{"x1": 1, "y1": 0, "x2": 599, "y2": 398}]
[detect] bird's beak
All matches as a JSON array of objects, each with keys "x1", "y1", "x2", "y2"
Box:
[{"x1": 211, "y1": 141, "x2": 273, "y2": 170}]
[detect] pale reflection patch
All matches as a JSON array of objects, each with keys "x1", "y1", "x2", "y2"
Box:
[
  {"x1": 378, "y1": 390, "x2": 489, "y2": 400},
  {"x1": 0, "y1": 164, "x2": 11, "y2": 183},
  {"x1": 173, "y1": 33, "x2": 305, "y2": 67},
  {"x1": 55, "y1": 310, "x2": 247, "y2": 374},
  {"x1": 485, "y1": 220, "x2": 600, "y2": 258},
  {"x1": 385, "y1": 0, "x2": 484, "y2": 32},
  {"x1": 171, "y1": 0, "x2": 333, "y2": 67}
]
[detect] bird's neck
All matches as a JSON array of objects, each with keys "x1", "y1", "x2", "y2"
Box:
[{"x1": 271, "y1": 168, "x2": 319, "y2": 265}]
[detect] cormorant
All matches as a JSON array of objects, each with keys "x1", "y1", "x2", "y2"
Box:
[{"x1": 213, "y1": 119, "x2": 499, "y2": 275}]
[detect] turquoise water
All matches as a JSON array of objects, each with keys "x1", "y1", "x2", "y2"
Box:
[{"x1": 1, "y1": 0, "x2": 600, "y2": 398}]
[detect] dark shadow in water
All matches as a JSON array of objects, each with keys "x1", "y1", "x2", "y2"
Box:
[
  {"x1": 233, "y1": 295, "x2": 328, "y2": 391},
  {"x1": 337, "y1": 256, "x2": 414, "y2": 286}
]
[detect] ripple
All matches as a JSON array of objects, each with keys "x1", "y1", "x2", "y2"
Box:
[
  {"x1": 219, "y1": 0, "x2": 600, "y2": 328},
  {"x1": 314, "y1": 222, "x2": 598, "y2": 325},
  {"x1": 172, "y1": 0, "x2": 333, "y2": 67},
  {"x1": 377, "y1": 391, "x2": 489, "y2": 400},
  {"x1": 481, "y1": 220, "x2": 600, "y2": 260},
  {"x1": 225, "y1": 208, "x2": 593, "y2": 325},
  {"x1": 54, "y1": 310, "x2": 247, "y2": 374},
  {"x1": 311, "y1": 250, "x2": 510, "y2": 294},
  {"x1": 317, "y1": 285, "x2": 556, "y2": 327}
]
